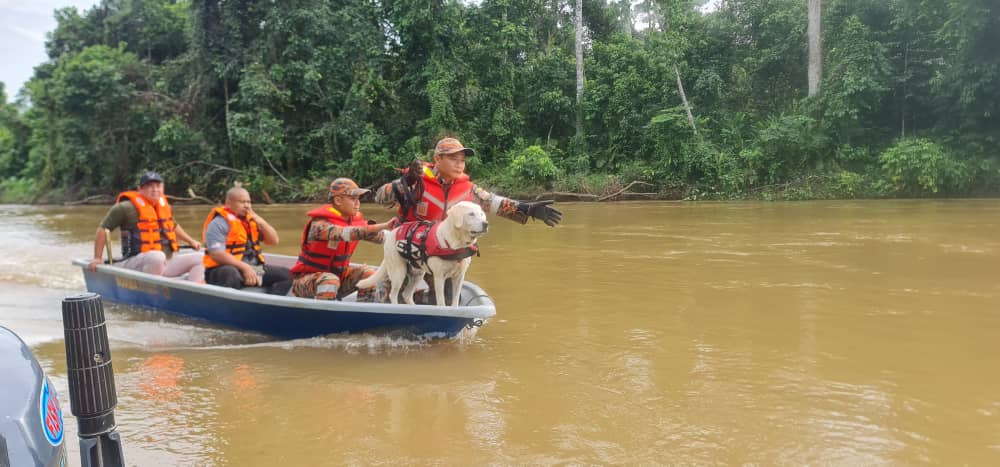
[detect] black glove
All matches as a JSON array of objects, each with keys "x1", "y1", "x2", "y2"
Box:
[
  {"x1": 391, "y1": 179, "x2": 414, "y2": 207},
  {"x1": 521, "y1": 200, "x2": 562, "y2": 227},
  {"x1": 405, "y1": 159, "x2": 423, "y2": 186},
  {"x1": 392, "y1": 162, "x2": 424, "y2": 220}
]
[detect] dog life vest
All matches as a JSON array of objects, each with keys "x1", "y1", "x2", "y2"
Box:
[
  {"x1": 394, "y1": 220, "x2": 478, "y2": 270},
  {"x1": 398, "y1": 165, "x2": 475, "y2": 223},
  {"x1": 201, "y1": 207, "x2": 264, "y2": 269},
  {"x1": 289, "y1": 205, "x2": 367, "y2": 279},
  {"x1": 116, "y1": 191, "x2": 178, "y2": 258}
]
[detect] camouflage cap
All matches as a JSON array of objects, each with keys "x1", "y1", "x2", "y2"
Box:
[
  {"x1": 434, "y1": 137, "x2": 476, "y2": 157},
  {"x1": 329, "y1": 178, "x2": 369, "y2": 198}
]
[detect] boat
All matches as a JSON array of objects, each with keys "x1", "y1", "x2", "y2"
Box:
[{"x1": 71, "y1": 254, "x2": 495, "y2": 339}]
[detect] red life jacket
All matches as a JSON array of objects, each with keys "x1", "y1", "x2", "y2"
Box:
[
  {"x1": 201, "y1": 207, "x2": 264, "y2": 269},
  {"x1": 289, "y1": 205, "x2": 368, "y2": 279},
  {"x1": 400, "y1": 165, "x2": 475, "y2": 222},
  {"x1": 393, "y1": 221, "x2": 478, "y2": 269},
  {"x1": 116, "y1": 191, "x2": 178, "y2": 258}
]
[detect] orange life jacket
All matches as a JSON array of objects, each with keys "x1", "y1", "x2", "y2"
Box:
[
  {"x1": 116, "y1": 191, "x2": 178, "y2": 258},
  {"x1": 289, "y1": 205, "x2": 367, "y2": 279},
  {"x1": 399, "y1": 165, "x2": 474, "y2": 222},
  {"x1": 201, "y1": 207, "x2": 264, "y2": 269}
]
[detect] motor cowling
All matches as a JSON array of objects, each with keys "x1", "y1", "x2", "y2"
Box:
[{"x1": 0, "y1": 326, "x2": 67, "y2": 467}]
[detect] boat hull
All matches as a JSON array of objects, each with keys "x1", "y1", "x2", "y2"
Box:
[{"x1": 72, "y1": 255, "x2": 495, "y2": 339}]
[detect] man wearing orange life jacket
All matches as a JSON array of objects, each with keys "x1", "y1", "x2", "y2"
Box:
[
  {"x1": 373, "y1": 137, "x2": 563, "y2": 227},
  {"x1": 289, "y1": 178, "x2": 393, "y2": 301},
  {"x1": 87, "y1": 171, "x2": 205, "y2": 282},
  {"x1": 202, "y1": 187, "x2": 291, "y2": 295}
]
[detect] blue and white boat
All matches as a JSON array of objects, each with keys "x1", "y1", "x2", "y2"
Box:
[{"x1": 71, "y1": 254, "x2": 495, "y2": 339}]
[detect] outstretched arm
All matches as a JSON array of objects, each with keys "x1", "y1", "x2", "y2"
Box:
[
  {"x1": 373, "y1": 182, "x2": 398, "y2": 207},
  {"x1": 309, "y1": 219, "x2": 394, "y2": 246},
  {"x1": 374, "y1": 160, "x2": 424, "y2": 213},
  {"x1": 469, "y1": 185, "x2": 562, "y2": 227}
]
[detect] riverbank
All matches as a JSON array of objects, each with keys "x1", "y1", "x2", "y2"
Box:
[{"x1": 4, "y1": 170, "x2": 997, "y2": 206}]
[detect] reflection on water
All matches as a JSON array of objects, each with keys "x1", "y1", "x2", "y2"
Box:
[{"x1": 1, "y1": 201, "x2": 1000, "y2": 464}]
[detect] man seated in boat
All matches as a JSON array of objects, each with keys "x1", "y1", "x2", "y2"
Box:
[
  {"x1": 202, "y1": 187, "x2": 292, "y2": 295},
  {"x1": 87, "y1": 171, "x2": 205, "y2": 282},
  {"x1": 288, "y1": 178, "x2": 393, "y2": 301}
]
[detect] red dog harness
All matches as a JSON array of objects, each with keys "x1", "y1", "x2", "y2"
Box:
[{"x1": 394, "y1": 221, "x2": 478, "y2": 269}]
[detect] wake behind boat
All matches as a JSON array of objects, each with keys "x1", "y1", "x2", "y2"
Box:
[{"x1": 71, "y1": 254, "x2": 495, "y2": 339}]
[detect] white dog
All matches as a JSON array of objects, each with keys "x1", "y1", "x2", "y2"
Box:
[{"x1": 357, "y1": 201, "x2": 488, "y2": 306}]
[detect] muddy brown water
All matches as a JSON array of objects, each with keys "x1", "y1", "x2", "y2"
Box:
[{"x1": 1, "y1": 200, "x2": 998, "y2": 465}]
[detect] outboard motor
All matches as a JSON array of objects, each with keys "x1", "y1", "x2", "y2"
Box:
[
  {"x1": 0, "y1": 326, "x2": 68, "y2": 467},
  {"x1": 62, "y1": 293, "x2": 125, "y2": 467}
]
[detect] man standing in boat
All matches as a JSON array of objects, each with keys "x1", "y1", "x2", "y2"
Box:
[
  {"x1": 87, "y1": 171, "x2": 205, "y2": 282},
  {"x1": 289, "y1": 178, "x2": 392, "y2": 301},
  {"x1": 202, "y1": 187, "x2": 292, "y2": 295},
  {"x1": 373, "y1": 137, "x2": 564, "y2": 227}
]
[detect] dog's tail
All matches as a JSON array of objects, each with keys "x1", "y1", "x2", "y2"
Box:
[
  {"x1": 355, "y1": 263, "x2": 385, "y2": 290},
  {"x1": 356, "y1": 229, "x2": 393, "y2": 290}
]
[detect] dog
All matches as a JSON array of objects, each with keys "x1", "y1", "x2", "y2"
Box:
[{"x1": 357, "y1": 201, "x2": 488, "y2": 306}]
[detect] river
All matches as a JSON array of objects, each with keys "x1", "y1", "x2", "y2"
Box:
[{"x1": 1, "y1": 200, "x2": 998, "y2": 465}]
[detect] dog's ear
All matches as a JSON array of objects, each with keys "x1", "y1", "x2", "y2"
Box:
[{"x1": 453, "y1": 209, "x2": 466, "y2": 229}]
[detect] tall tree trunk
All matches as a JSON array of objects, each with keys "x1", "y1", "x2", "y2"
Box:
[
  {"x1": 646, "y1": 0, "x2": 654, "y2": 30},
  {"x1": 807, "y1": 0, "x2": 822, "y2": 96},
  {"x1": 622, "y1": 0, "x2": 635, "y2": 37},
  {"x1": 664, "y1": 13, "x2": 697, "y2": 134},
  {"x1": 575, "y1": 0, "x2": 584, "y2": 136},
  {"x1": 675, "y1": 64, "x2": 697, "y2": 134},
  {"x1": 900, "y1": 42, "x2": 908, "y2": 138},
  {"x1": 223, "y1": 78, "x2": 233, "y2": 168},
  {"x1": 503, "y1": 9, "x2": 509, "y2": 65},
  {"x1": 545, "y1": 0, "x2": 555, "y2": 52},
  {"x1": 121, "y1": 130, "x2": 129, "y2": 188}
]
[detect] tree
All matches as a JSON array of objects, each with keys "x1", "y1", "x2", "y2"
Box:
[
  {"x1": 0, "y1": 83, "x2": 21, "y2": 177},
  {"x1": 808, "y1": 0, "x2": 821, "y2": 96},
  {"x1": 27, "y1": 45, "x2": 157, "y2": 193},
  {"x1": 659, "y1": 0, "x2": 699, "y2": 133},
  {"x1": 575, "y1": 0, "x2": 585, "y2": 136}
]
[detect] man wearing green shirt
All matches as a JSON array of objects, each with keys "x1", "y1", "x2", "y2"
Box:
[{"x1": 87, "y1": 172, "x2": 205, "y2": 282}]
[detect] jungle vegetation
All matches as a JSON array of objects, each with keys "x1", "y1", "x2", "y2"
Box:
[{"x1": 0, "y1": 0, "x2": 997, "y2": 203}]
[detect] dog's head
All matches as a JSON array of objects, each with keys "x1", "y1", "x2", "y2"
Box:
[{"x1": 446, "y1": 201, "x2": 489, "y2": 239}]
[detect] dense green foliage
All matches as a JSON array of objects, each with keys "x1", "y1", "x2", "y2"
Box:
[{"x1": 0, "y1": 0, "x2": 997, "y2": 203}]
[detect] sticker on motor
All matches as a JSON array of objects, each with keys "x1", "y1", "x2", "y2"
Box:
[{"x1": 40, "y1": 379, "x2": 64, "y2": 446}]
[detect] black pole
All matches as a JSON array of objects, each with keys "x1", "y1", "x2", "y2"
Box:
[{"x1": 62, "y1": 293, "x2": 125, "y2": 467}]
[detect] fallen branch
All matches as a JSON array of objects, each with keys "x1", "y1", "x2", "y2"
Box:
[
  {"x1": 617, "y1": 192, "x2": 660, "y2": 198},
  {"x1": 534, "y1": 192, "x2": 600, "y2": 201},
  {"x1": 598, "y1": 181, "x2": 656, "y2": 201},
  {"x1": 262, "y1": 154, "x2": 293, "y2": 187},
  {"x1": 166, "y1": 188, "x2": 215, "y2": 205},
  {"x1": 65, "y1": 194, "x2": 114, "y2": 205}
]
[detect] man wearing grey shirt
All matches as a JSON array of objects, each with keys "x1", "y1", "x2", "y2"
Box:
[{"x1": 201, "y1": 187, "x2": 291, "y2": 295}]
